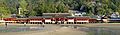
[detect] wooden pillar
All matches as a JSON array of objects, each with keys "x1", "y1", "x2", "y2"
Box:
[{"x1": 72, "y1": 22, "x2": 74, "y2": 24}]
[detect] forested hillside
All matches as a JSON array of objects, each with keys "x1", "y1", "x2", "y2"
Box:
[{"x1": 0, "y1": 0, "x2": 120, "y2": 17}]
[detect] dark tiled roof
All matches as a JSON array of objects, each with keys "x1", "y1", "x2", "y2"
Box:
[
  {"x1": 43, "y1": 13, "x2": 70, "y2": 17},
  {"x1": 29, "y1": 16, "x2": 53, "y2": 18}
]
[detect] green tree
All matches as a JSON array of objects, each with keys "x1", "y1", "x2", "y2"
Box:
[
  {"x1": 19, "y1": 0, "x2": 28, "y2": 17},
  {"x1": 0, "y1": 0, "x2": 10, "y2": 17}
]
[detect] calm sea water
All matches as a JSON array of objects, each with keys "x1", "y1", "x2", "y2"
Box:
[
  {"x1": 0, "y1": 25, "x2": 120, "y2": 35},
  {"x1": 0, "y1": 25, "x2": 45, "y2": 32},
  {"x1": 77, "y1": 27, "x2": 120, "y2": 35}
]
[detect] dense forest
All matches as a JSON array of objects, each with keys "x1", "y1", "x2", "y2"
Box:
[{"x1": 0, "y1": 0, "x2": 120, "y2": 17}]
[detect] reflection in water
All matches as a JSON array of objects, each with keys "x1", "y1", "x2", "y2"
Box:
[
  {"x1": 60, "y1": 25, "x2": 120, "y2": 35},
  {"x1": 77, "y1": 27, "x2": 120, "y2": 35},
  {"x1": 0, "y1": 25, "x2": 45, "y2": 32},
  {"x1": 1, "y1": 25, "x2": 120, "y2": 35}
]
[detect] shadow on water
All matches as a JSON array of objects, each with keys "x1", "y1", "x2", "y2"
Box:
[
  {"x1": 77, "y1": 27, "x2": 120, "y2": 35},
  {"x1": 0, "y1": 25, "x2": 45, "y2": 32}
]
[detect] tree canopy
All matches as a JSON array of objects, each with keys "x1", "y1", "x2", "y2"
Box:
[{"x1": 0, "y1": 0, "x2": 120, "y2": 17}]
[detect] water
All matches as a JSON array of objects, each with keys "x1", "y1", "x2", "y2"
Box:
[
  {"x1": 60, "y1": 25, "x2": 120, "y2": 35},
  {"x1": 1, "y1": 24, "x2": 120, "y2": 35},
  {"x1": 77, "y1": 27, "x2": 120, "y2": 35},
  {"x1": 0, "y1": 25, "x2": 45, "y2": 32}
]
